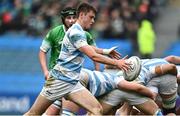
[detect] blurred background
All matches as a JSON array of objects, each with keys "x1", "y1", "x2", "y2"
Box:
[{"x1": 0, "y1": 0, "x2": 180, "y2": 114}]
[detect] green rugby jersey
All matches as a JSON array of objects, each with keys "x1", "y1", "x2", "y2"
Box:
[{"x1": 40, "y1": 25, "x2": 96, "y2": 70}]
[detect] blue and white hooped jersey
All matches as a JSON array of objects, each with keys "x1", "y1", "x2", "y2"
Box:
[
  {"x1": 81, "y1": 68, "x2": 124, "y2": 97},
  {"x1": 52, "y1": 23, "x2": 88, "y2": 84},
  {"x1": 137, "y1": 58, "x2": 169, "y2": 85}
]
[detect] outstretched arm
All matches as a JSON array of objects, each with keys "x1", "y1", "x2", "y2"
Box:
[
  {"x1": 164, "y1": 55, "x2": 180, "y2": 64},
  {"x1": 155, "y1": 64, "x2": 177, "y2": 76},
  {"x1": 117, "y1": 80, "x2": 155, "y2": 99},
  {"x1": 79, "y1": 45, "x2": 130, "y2": 72},
  {"x1": 91, "y1": 46, "x2": 121, "y2": 60}
]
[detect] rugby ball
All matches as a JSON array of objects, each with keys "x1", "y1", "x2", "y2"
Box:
[{"x1": 123, "y1": 56, "x2": 141, "y2": 81}]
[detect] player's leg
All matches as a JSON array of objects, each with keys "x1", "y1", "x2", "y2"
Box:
[
  {"x1": 44, "y1": 70, "x2": 90, "y2": 115},
  {"x1": 98, "y1": 89, "x2": 124, "y2": 115},
  {"x1": 116, "y1": 102, "x2": 132, "y2": 115},
  {"x1": 98, "y1": 89, "x2": 162, "y2": 115},
  {"x1": 44, "y1": 98, "x2": 80, "y2": 115},
  {"x1": 148, "y1": 74, "x2": 178, "y2": 115},
  {"x1": 25, "y1": 94, "x2": 53, "y2": 115},
  {"x1": 25, "y1": 74, "x2": 79, "y2": 115},
  {"x1": 159, "y1": 74, "x2": 177, "y2": 115},
  {"x1": 135, "y1": 98, "x2": 161, "y2": 115},
  {"x1": 67, "y1": 81, "x2": 103, "y2": 115},
  {"x1": 25, "y1": 76, "x2": 59, "y2": 115},
  {"x1": 98, "y1": 102, "x2": 119, "y2": 115},
  {"x1": 44, "y1": 100, "x2": 61, "y2": 115},
  {"x1": 62, "y1": 99, "x2": 81, "y2": 115}
]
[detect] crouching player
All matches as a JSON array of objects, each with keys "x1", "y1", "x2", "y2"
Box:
[{"x1": 115, "y1": 57, "x2": 178, "y2": 115}]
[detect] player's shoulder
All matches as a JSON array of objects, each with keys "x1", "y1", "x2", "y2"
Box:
[
  {"x1": 84, "y1": 31, "x2": 93, "y2": 39},
  {"x1": 69, "y1": 28, "x2": 85, "y2": 37},
  {"x1": 51, "y1": 25, "x2": 64, "y2": 32}
]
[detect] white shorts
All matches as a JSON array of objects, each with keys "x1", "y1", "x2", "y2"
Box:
[
  {"x1": 40, "y1": 76, "x2": 85, "y2": 102},
  {"x1": 146, "y1": 74, "x2": 177, "y2": 95},
  {"x1": 98, "y1": 89, "x2": 149, "y2": 106},
  {"x1": 52, "y1": 81, "x2": 86, "y2": 108}
]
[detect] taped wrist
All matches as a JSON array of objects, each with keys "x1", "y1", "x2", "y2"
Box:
[{"x1": 102, "y1": 49, "x2": 110, "y2": 55}]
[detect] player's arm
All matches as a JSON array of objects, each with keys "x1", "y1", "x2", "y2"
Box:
[
  {"x1": 90, "y1": 46, "x2": 101, "y2": 71},
  {"x1": 71, "y1": 32, "x2": 128, "y2": 71},
  {"x1": 79, "y1": 45, "x2": 129, "y2": 72},
  {"x1": 39, "y1": 50, "x2": 49, "y2": 80},
  {"x1": 117, "y1": 80, "x2": 155, "y2": 99},
  {"x1": 39, "y1": 32, "x2": 51, "y2": 80},
  {"x1": 154, "y1": 64, "x2": 177, "y2": 76},
  {"x1": 86, "y1": 32, "x2": 101, "y2": 71},
  {"x1": 164, "y1": 55, "x2": 180, "y2": 64},
  {"x1": 91, "y1": 46, "x2": 121, "y2": 60}
]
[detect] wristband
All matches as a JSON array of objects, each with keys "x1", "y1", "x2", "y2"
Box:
[{"x1": 102, "y1": 46, "x2": 118, "y2": 55}]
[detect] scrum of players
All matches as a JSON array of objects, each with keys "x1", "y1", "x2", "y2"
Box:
[{"x1": 45, "y1": 55, "x2": 180, "y2": 116}]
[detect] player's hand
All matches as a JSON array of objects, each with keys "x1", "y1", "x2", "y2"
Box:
[
  {"x1": 116, "y1": 56, "x2": 130, "y2": 72},
  {"x1": 44, "y1": 70, "x2": 49, "y2": 80},
  {"x1": 109, "y1": 49, "x2": 122, "y2": 60}
]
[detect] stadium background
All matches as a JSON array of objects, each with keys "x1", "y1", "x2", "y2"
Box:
[{"x1": 0, "y1": 0, "x2": 180, "y2": 114}]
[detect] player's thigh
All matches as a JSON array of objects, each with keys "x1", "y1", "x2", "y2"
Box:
[
  {"x1": 67, "y1": 82, "x2": 102, "y2": 112},
  {"x1": 27, "y1": 94, "x2": 53, "y2": 114},
  {"x1": 98, "y1": 89, "x2": 125, "y2": 114},
  {"x1": 100, "y1": 101, "x2": 117, "y2": 115}
]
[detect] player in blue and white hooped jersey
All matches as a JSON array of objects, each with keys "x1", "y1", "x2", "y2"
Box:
[
  {"x1": 81, "y1": 68, "x2": 122, "y2": 97},
  {"x1": 79, "y1": 68, "x2": 163, "y2": 115},
  {"x1": 137, "y1": 58, "x2": 175, "y2": 84},
  {"x1": 114, "y1": 58, "x2": 178, "y2": 115},
  {"x1": 164, "y1": 55, "x2": 180, "y2": 114},
  {"x1": 25, "y1": 3, "x2": 131, "y2": 115}
]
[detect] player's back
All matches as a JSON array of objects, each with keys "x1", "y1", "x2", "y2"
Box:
[
  {"x1": 81, "y1": 68, "x2": 124, "y2": 97},
  {"x1": 137, "y1": 58, "x2": 169, "y2": 85},
  {"x1": 141, "y1": 58, "x2": 169, "y2": 68}
]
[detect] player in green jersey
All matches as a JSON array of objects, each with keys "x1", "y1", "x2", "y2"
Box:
[{"x1": 39, "y1": 6, "x2": 100, "y2": 115}]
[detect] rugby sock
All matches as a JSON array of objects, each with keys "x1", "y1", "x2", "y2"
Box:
[
  {"x1": 154, "y1": 109, "x2": 163, "y2": 116},
  {"x1": 61, "y1": 108, "x2": 77, "y2": 116},
  {"x1": 162, "y1": 93, "x2": 177, "y2": 114}
]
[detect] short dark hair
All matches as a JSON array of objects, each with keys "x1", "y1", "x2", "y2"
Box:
[{"x1": 77, "y1": 2, "x2": 97, "y2": 17}]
